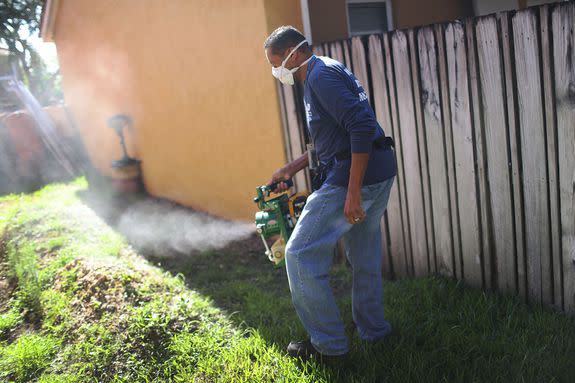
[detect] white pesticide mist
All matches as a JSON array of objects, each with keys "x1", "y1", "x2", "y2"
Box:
[
  {"x1": 116, "y1": 198, "x2": 255, "y2": 256},
  {"x1": 1, "y1": 78, "x2": 80, "y2": 175}
]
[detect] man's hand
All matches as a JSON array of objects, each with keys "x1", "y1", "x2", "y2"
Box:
[
  {"x1": 267, "y1": 152, "x2": 310, "y2": 193},
  {"x1": 269, "y1": 167, "x2": 292, "y2": 193},
  {"x1": 345, "y1": 187, "x2": 366, "y2": 224}
]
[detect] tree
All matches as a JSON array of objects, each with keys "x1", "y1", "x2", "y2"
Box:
[
  {"x1": 1, "y1": 0, "x2": 62, "y2": 107},
  {"x1": 1, "y1": 0, "x2": 42, "y2": 72}
]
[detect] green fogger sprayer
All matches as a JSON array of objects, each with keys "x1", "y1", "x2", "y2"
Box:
[{"x1": 253, "y1": 179, "x2": 309, "y2": 265}]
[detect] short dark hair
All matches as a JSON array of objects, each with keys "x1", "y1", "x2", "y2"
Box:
[{"x1": 264, "y1": 26, "x2": 309, "y2": 55}]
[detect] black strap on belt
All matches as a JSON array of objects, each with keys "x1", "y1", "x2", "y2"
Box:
[{"x1": 334, "y1": 136, "x2": 394, "y2": 161}]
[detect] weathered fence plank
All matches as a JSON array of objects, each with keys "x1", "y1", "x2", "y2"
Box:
[
  {"x1": 392, "y1": 30, "x2": 427, "y2": 276},
  {"x1": 343, "y1": 39, "x2": 352, "y2": 68},
  {"x1": 445, "y1": 22, "x2": 483, "y2": 288},
  {"x1": 465, "y1": 19, "x2": 490, "y2": 290},
  {"x1": 540, "y1": 3, "x2": 563, "y2": 310},
  {"x1": 513, "y1": 9, "x2": 552, "y2": 306},
  {"x1": 552, "y1": 2, "x2": 575, "y2": 313},
  {"x1": 351, "y1": 37, "x2": 371, "y2": 101},
  {"x1": 365, "y1": 36, "x2": 392, "y2": 279},
  {"x1": 322, "y1": 42, "x2": 331, "y2": 57},
  {"x1": 380, "y1": 215, "x2": 393, "y2": 279},
  {"x1": 499, "y1": 12, "x2": 525, "y2": 299},
  {"x1": 368, "y1": 35, "x2": 393, "y2": 141},
  {"x1": 280, "y1": 84, "x2": 308, "y2": 192},
  {"x1": 409, "y1": 29, "x2": 434, "y2": 276},
  {"x1": 276, "y1": 84, "x2": 294, "y2": 163},
  {"x1": 417, "y1": 27, "x2": 453, "y2": 277},
  {"x1": 330, "y1": 41, "x2": 345, "y2": 64},
  {"x1": 436, "y1": 24, "x2": 462, "y2": 281},
  {"x1": 476, "y1": 16, "x2": 515, "y2": 293},
  {"x1": 368, "y1": 34, "x2": 407, "y2": 279},
  {"x1": 384, "y1": 33, "x2": 411, "y2": 277}
]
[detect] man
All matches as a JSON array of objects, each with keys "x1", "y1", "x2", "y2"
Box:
[{"x1": 264, "y1": 26, "x2": 397, "y2": 362}]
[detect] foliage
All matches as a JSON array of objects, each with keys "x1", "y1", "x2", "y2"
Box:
[
  {"x1": 0, "y1": 1, "x2": 42, "y2": 52},
  {"x1": 0, "y1": 308, "x2": 21, "y2": 340},
  {"x1": 0, "y1": 0, "x2": 63, "y2": 107},
  {"x1": 0, "y1": 333, "x2": 59, "y2": 383}
]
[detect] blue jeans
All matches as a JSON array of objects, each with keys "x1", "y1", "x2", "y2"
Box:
[{"x1": 285, "y1": 176, "x2": 395, "y2": 355}]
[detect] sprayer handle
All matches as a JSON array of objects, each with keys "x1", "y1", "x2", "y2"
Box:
[{"x1": 268, "y1": 178, "x2": 294, "y2": 192}]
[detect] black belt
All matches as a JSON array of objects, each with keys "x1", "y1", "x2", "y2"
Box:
[{"x1": 334, "y1": 136, "x2": 394, "y2": 161}]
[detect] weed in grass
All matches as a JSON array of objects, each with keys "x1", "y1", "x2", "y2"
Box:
[
  {"x1": 46, "y1": 237, "x2": 66, "y2": 252},
  {"x1": 58, "y1": 317, "x2": 120, "y2": 381},
  {"x1": 54, "y1": 258, "x2": 81, "y2": 294},
  {"x1": 7, "y1": 242, "x2": 43, "y2": 319},
  {"x1": 125, "y1": 299, "x2": 175, "y2": 358},
  {"x1": 37, "y1": 218, "x2": 68, "y2": 238},
  {"x1": 97, "y1": 232, "x2": 126, "y2": 258},
  {"x1": 0, "y1": 333, "x2": 59, "y2": 383},
  {"x1": 37, "y1": 373, "x2": 81, "y2": 383},
  {"x1": 166, "y1": 323, "x2": 317, "y2": 383},
  {"x1": 38, "y1": 257, "x2": 74, "y2": 293},
  {"x1": 41, "y1": 289, "x2": 73, "y2": 335},
  {"x1": 0, "y1": 307, "x2": 21, "y2": 340}
]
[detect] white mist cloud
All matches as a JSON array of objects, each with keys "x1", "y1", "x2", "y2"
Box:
[{"x1": 116, "y1": 198, "x2": 255, "y2": 256}]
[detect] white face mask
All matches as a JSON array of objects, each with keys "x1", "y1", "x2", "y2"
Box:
[{"x1": 271, "y1": 40, "x2": 313, "y2": 86}]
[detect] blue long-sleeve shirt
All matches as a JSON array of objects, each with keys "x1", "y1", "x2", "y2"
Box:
[{"x1": 303, "y1": 55, "x2": 397, "y2": 187}]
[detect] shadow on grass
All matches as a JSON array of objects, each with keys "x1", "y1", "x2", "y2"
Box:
[{"x1": 77, "y1": 189, "x2": 575, "y2": 383}]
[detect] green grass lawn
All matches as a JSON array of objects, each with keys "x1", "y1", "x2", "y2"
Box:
[{"x1": 0, "y1": 178, "x2": 574, "y2": 382}]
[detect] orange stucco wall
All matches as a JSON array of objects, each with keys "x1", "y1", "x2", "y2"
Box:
[
  {"x1": 52, "y1": 0, "x2": 302, "y2": 221},
  {"x1": 263, "y1": 0, "x2": 304, "y2": 34}
]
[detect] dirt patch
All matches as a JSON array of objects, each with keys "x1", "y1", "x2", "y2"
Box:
[{"x1": 52, "y1": 257, "x2": 152, "y2": 331}]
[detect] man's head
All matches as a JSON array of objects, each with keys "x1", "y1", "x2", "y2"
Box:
[{"x1": 264, "y1": 26, "x2": 313, "y2": 85}]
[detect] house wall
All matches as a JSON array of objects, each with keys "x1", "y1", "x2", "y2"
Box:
[
  {"x1": 264, "y1": 0, "x2": 304, "y2": 34},
  {"x1": 306, "y1": 0, "x2": 470, "y2": 44},
  {"x1": 473, "y1": 0, "x2": 519, "y2": 16},
  {"x1": 472, "y1": 0, "x2": 564, "y2": 16},
  {"x1": 392, "y1": 0, "x2": 472, "y2": 29},
  {"x1": 51, "y1": 0, "x2": 301, "y2": 221},
  {"x1": 308, "y1": 0, "x2": 349, "y2": 43}
]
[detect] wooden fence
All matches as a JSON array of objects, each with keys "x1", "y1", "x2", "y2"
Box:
[{"x1": 276, "y1": 2, "x2": 575, "y2": 314}]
